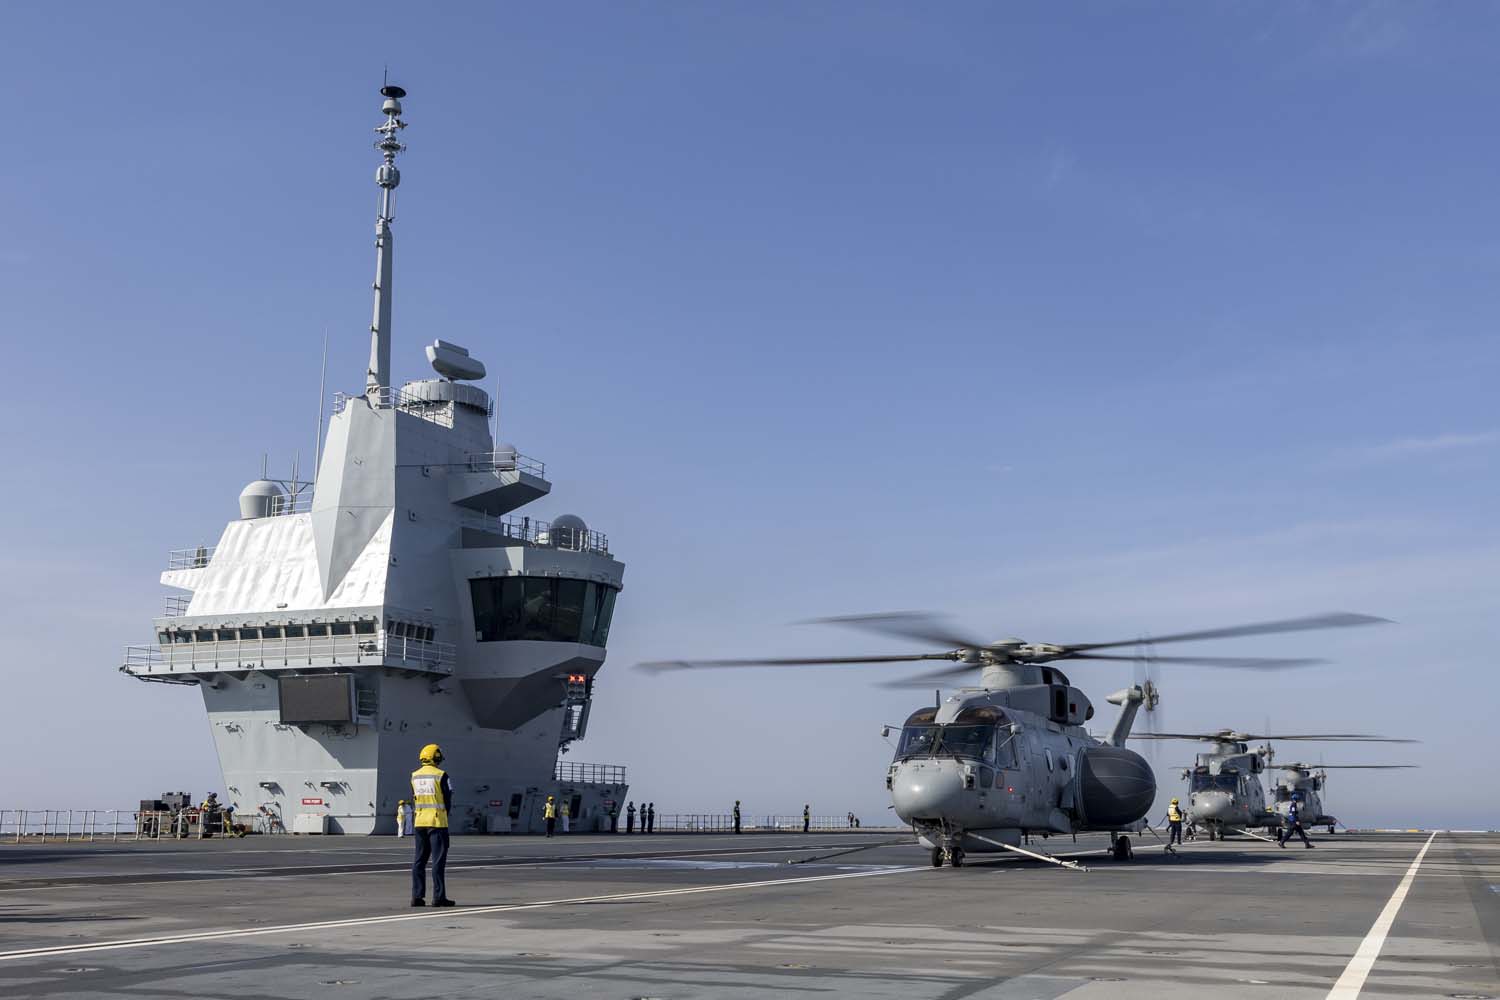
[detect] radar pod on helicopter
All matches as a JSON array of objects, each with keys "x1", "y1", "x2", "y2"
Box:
[
  {"x1": 1130, "y1": 731, "x2": 1418, "y2": 840},
  {"x1": 638, "y1": 610, "x2": 1389, "y2": 869}
]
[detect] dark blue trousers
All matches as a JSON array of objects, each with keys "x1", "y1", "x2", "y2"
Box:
[{"x1": 412, "y1": 827, "x2": 449, "y2": 900}]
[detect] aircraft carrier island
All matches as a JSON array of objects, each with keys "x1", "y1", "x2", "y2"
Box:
[{"x1": 118, "y1": 82, "x2": 626, "y2": 836}]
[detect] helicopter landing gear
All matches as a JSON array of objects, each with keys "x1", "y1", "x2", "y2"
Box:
[
  {"x1": 1327, "y1": 825, "x2": 1336, "y2": 835},
  {"x1": 1110, "y1": 835, "x2": 1134, "y2": 861},
  {"x1": 932, "y1": 845, "x2": 964, "y2": 867}
]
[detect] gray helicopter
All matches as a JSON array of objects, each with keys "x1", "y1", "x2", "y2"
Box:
[
  {"x1": 643, "y1": 611, "x2": 1387, "y2": 869},
  {"x1": 1269, "y1": 762, "x2": 1418, "y2": 835},
  {"x1": 1134, "y1": 731, "x2": 1415, "y2": 841}
]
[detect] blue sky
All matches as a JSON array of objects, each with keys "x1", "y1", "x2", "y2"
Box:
[{"x1": 3, "y1": 3, "x2": 1496, "y2": 827}]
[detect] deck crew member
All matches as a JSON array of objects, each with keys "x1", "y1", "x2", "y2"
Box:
[
  {"x1": 1279, "y1": 798, "x2": 1314, "y2": 849},
  {"x1": 626, "y1": 801, "x2": 636, "y2": 833},
  {"x1": 803, "y1": 804, "x2": 811, "y2": 833},
  {"x1": 733, "y1": 800, "x2": 741, "y2": 834},
  {"x1": 1166, "y1": 797, "x2": 1185, "y2": 849},
  {"x1": 647, "y1": 802, "x2": 655, "y2": 833},
  {"x1": 395, "y1": 799, "x2": 412, "y2": 837},
  {"x1": 544, "y1": 795, "x2": 558, "y2": 838},
  {"x1": 608, "y1": 801, "x2": 619, "y2": 833},
  {"x1": 410, "y1": 743, "x2": 455, "y2": 907}
]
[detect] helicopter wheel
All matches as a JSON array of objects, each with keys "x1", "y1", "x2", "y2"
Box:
[
  {"x1": 930, "y1": 847, "x2": 944, "y2": 868},
  {"x1": 1327, "y1": 825, "x2": 1336, "y2": 835},
  {"x1": 950, "y1": 848, "x2": 965, "y2": 868},
  {"x1": 1112, "y1": 835, "x2": 1133, "y2": 861}
]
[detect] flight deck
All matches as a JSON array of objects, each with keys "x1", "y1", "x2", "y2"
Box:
[{"x1": 1, "y1": 830, "x2": 1495, "y2": 998}]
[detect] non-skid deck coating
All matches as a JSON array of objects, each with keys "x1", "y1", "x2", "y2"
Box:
[{"x1": 0, "y1": 831, "x2": 1495, "y2": 998}]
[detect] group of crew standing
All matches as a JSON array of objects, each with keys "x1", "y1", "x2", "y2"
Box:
[{"x1": 619, "y1": 800, "x2": 656, "y2": 833}]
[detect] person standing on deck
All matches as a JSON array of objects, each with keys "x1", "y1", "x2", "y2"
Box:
[{"x1": 410, "y1": 744, "x2": 454, "y2": 908}]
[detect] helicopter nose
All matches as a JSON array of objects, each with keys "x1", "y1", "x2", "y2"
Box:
[
  {"x1": 891, "y1": 760, "x2": 966, "y2": 821},
  {"x1": 1193, "y1": 792, "x2": 1233, "y2": 821}
]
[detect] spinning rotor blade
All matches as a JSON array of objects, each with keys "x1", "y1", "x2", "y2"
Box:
[
  {"x1": 1066, "y1": 653, "x2": 1325, "y2": 670},
  {"x1": 875, "y1": 662, "x2": 984, "y2": 688},
  {"x1": 1278, "y1": 763, "x2": 1418, "y2": 770},
  {"x1": 1062, "y1": 612, "x2": 1391, "y2": 655},
  {"x1": 1129, "y1": 731, "x2": 1416, "y2": 743},
  {"x1": 637, "y1": 652, "x2": 956, "y2": 672},
  {"x1": 799, "y1": 612, "x2": 991, "y2": 652}
]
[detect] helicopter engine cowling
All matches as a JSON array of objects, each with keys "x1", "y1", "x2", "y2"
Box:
[{"x1": 1074, "y1": 745, "x2": 1156, "y2": 828}]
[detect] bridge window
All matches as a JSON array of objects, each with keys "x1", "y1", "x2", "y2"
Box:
[{"x1": 471, "y1": 577, "x2": 619, "y2": 644}]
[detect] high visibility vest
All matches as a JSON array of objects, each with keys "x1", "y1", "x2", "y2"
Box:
[
  {"x1": 544, "y1": 800, "x2": 557, "y2": 819},
  {"x1": 411, "y1": 765, "x2": 448, "y2": 828},
  {"x1": 1168, "y1": 804, "x2": 1183, "y2": 822}
]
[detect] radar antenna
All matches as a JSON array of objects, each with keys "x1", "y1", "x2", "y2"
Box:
[{"x1": 366, "y1": 81, "x2": 408, "y2": 397}]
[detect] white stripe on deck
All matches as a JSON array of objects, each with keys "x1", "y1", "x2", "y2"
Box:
[
  {"x1": 0, "y1": 865, "x2": 925, "y2": 963},
  {"x1": 1325, "y1": 830, "x2": 1437, "y2": 999}
]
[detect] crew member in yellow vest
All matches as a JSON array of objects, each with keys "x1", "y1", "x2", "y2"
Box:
[
  {"x1": 544, "y1": 795, "x2": 558, "y2": 838},
  {"x1": 1165, "y1": 797, "x2": 1185, "y2": 851},
  {"x1": 395, "y1": 799, "x2": 413, "y2": 837},
  {"x1": 410, "y1": 743, "x2": 455, "y2": 907}
]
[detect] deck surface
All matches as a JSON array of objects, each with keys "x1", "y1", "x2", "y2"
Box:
[{"x1": 0, "y1": 830, "x2": 1496, "y2": 998}]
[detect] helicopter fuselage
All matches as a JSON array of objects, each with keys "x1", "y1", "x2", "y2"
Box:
[
  {"x1": 889, "y1": 674, "x2": 1155, "y2": 859},
  {"x1": 1270, "y1": 771, "x2": 1337, "y2": 832},
  {"x1": 1182, "y1": 745, "x2": 1276, "y2": 837}
]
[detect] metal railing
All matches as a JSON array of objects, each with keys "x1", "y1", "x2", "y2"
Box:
[
  {"x1": 466, "y1": 449, "x2": 546, "y2": 478},
  {"x1": 461, "y1": 513, "x2": 610, "y2": 555},
  {"x1": 271, "y1": 490, "x2": 314, "y2": 515},
  {"x1": 645, "y1": 814, "x2": 865, "y2": 833},
  {"x1": 163, "y1": 593, "x2": 193, "y2": 617},
  {"x1": 554, "y1": 762, "x2": 627, "y2": 786},
  {"x1": 0, "y1": 803, "x2": 310, "y2": 842},
  {"x1": 333, "y1": 383, "x2": 492, "y2": 430},
  {"x1": 1, "y1": 808, "x2": 280, "y2": 842},
  {"x1": 166, "y1": 546, "x2": 217, "y2": 570},
  {"x1": 123, "y1": 630, "x2": 456, "y2": 677}
]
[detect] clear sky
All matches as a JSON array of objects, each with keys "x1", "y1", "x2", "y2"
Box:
[{"x1": 3, "y1": 3, "x2": 1496, "y2": 828}]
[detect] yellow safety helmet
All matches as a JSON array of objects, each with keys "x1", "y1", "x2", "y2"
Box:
[
  {"x1": 419, "y1": 743, "x2": 444, "y2": 765},
  {"x1": 546, "y1": 794, "x2": 555, "y2": 801},
  {"x1": 1171, "y1": 797, "x2": 1180, "y2": 804}
]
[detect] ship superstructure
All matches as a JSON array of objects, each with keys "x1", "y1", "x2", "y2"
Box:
[{"x1": 122, "y1": 84, "x2": 628, "y2": 834}]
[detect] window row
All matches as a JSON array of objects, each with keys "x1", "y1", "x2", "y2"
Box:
[
  {"x1": 386, "y1": 620, "x2": 435, "y2": 642},
  {"x1": 470, "y1": 577, "x2": 618, "y2": 645},
  {"x1": 159, "y1": 621, "x2": 382, "y2": 644}
]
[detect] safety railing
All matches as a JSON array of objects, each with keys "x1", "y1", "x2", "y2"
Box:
[
  {"x1": 333, "y1": 383, "x2": 492, "y2": 430},
  {"x1": 163, "y1": 593, "x2": 193, "y2": 617},
  {"x1": 466, "y1": 449, "x2": 546, "y2": 478},
  {"x1": 554, "y1": 762, "x2": 627, "y2": 786},
  {"x1": 461, "y1": 512, "x2": 610, "y2": 555},
  {"x1": 166, "y1": 546, "x2": 217, "y2": 570},
  {"x1": 123, "y1": 630, "x2": 457, "y2": 678},
  {"x1": 643, "y1": 814, "x2": 865, "y2": 833},
  {"x1": 2, "y1": 808, "x2": 285, "y2": 842},
  {"x1": 271, "y1": 490, "x2": 314, "y2": 515},
  {"x1": 758, "y1": 814, "x2": 866, "y2": 831}
]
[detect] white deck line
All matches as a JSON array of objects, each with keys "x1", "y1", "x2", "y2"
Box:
[
  {"x1": 1325, "y1": 830, "x2": 1437, "y2": 999},
  {"x1": 0, "y1": 865, "x2": 925, "y2": 963}
]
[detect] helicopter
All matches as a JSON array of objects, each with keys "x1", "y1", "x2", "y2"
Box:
[
  {"x1": 642, "y1": 610, "x2": 1387, "y2": 869},
  {"x1": 1133, "y1": 730, "x2": 1415, "y2": 841},
  {"x1": 1269, "y1": 762, "x2": 1418, "y2": 835}
]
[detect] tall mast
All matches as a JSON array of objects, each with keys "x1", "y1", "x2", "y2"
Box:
[{"x1": 366, "y1": 82, "x2": 408, "y2": 398}]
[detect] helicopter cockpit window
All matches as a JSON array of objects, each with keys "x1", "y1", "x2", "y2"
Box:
[
  {"x1": 1189, "y1": 771, "x2": 1238, "y2": 793},
  {"x1": 895, "y1": 725, "x2": 938, "y2": 759},
  {"x1": 936, "y1": 725, "x2": 993, "y2": 762}
]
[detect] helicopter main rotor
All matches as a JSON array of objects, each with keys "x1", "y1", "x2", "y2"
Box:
[{"x1": 638, "y1": 610, "x2": 1390, "y2": 688}]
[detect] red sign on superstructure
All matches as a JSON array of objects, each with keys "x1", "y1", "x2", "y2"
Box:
[{"x1": 301, "y1": 797, "x2": 324, "y2": 806}]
